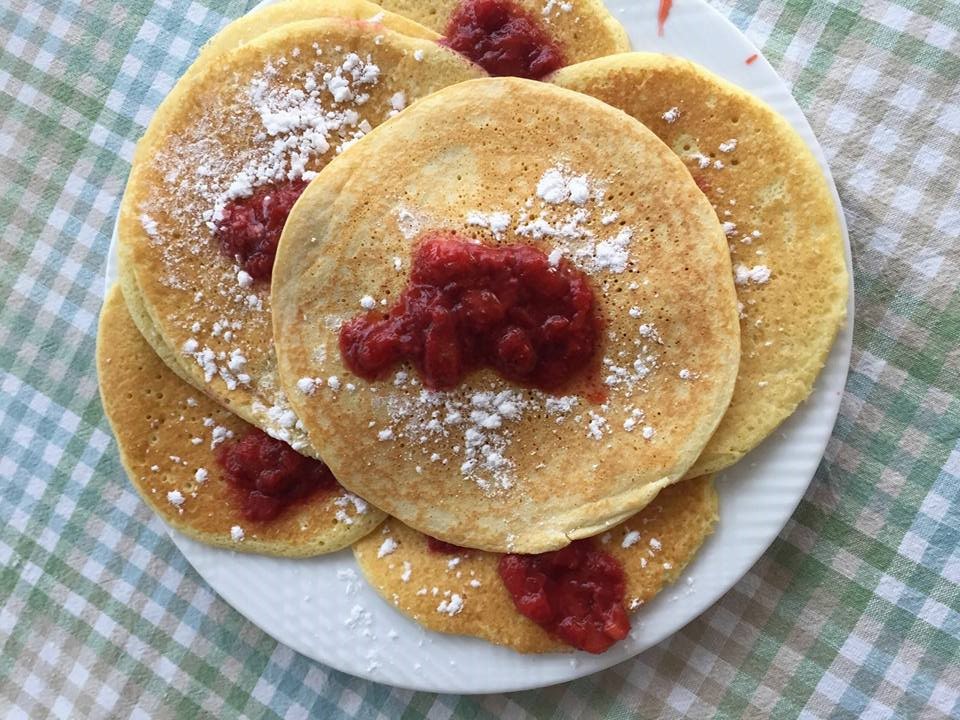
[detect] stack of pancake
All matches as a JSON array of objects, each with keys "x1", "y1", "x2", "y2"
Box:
[{"x1": 98, "y1": 0, "x2": 847, "y2": 654}]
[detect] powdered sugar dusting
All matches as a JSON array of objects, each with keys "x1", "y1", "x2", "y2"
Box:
[
  {"x1": 536, "y1": 167, "x2": 593, "y2": 205},
  {"x1": 734, "y1": 264, "x2": 771, "y2": 285},
  {"x1": 334, "y1": 493, "x2": 369, "y2": 525},
  {"x1": 466, "y1": 210, "x2": 511, "y2": 237},
  {"x1": 140, "y1": 213, "x2": 159, "y2": 238},
  {"x1": 251, "y1": 392, "x2": 311, "y2": 451},
  {"x1": 511, "y1": 166, "x2": 641, "y2": 276},
  {"x1": 378, "y1": 384, "x2": 542, "y2": 491},
  {"x1": 436, "y1": 593, "x2": 464, "y2": 616},
  {"x1": 212, "y1": 50, "x2": 383, "y2": 219},
  {"x1": 542, "y1": 0, "x2": 574, "y2": 16},
  {"x1": 377, "y1": 537, "x2": 398, "y2": 558}
]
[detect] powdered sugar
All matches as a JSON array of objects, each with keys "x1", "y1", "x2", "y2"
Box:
[
  {"x1": 466, "y1": 210, "x2": 511, "y2": 237},
  {"x1": 140, "y1": 213, "x2": 159, "y2": 237},
  {"x1": 297, "y1": 377, "x2": 318, "y2": 395},
  {"x1": 166, "y1": 490, "x2": 185, "y2": 510},
  {"x1": 661, "y1": 107, "x2": 680, "y2": 123},
  {"x1": 536, "y1": 167, "x2": 594, "y2": 206},
  {"x1": 250, "y1": 393, "x2": 311, "y2": 450},
  {"x1": 545, "y1": 395, "x2": 578, "y2": 417},
  {"x1": 388, "y1": 91, "x2": 406, "y2": 115},
  {"x1": 542, "y1": 0, "x2": 574, "y2": 15},
  {"x1": 436, "y1": 593, "x2": 464, "y2": 616},
  {"x1": 377, "y1": 537, "x2": 398, "y2": 558},
  {"x1": 514, "y1": 167, "x2": 635, "y2": 275},
  {"x1": 590, "y1": 228, "x2": 633, "y2": 273},
  {"x1": 209, "y1": 424, "x2": 233, "y2": 449},
  {"x1": 211, "y1": 51, "x2": 381, "y2": 216},
  {"x1": 622, "y1": 407, "x2": 645, "y2": 432},
  {"x1": 586, "y1": 411, "x2": 610, "y2": 440},
  {"x1": 376, "y1": 381, "x2": 578, "y2": 492},
  {"x1": 734, "y1": 264, "x2": 771, "y2": 285},
  {"x1": 334, "y1": 493, "x2": 369, "y2": 525}
]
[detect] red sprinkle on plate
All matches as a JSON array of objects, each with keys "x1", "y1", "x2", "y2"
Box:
[
  {"x1": 746, "y1": 53, "x2": 759, "y2": 64},
  {"x1": 657, "y1": 0, "x2": 673, "y2": 36}
]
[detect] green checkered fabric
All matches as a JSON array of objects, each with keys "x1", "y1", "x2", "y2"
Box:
[{"x1": 2, "y1": 0, "x2": 958, "y2": 716}]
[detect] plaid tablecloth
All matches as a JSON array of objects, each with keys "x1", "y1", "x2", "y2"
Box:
[{"x1": 2, "y1": 0, "x2": 958, "y2": 716}]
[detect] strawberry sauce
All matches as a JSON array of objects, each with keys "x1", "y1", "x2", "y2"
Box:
[
  {"x1": 339, "y1": 232, "x2": 601, "y2": 392},
  {"x1": 215, "y1": 179, "x2": 308, "y2": 282},
  {"x1": 499, "y1": 539, "x2": 630, "y2": 653},
  {"x1": 442, "y1": 0, "x2": 564, "y2": 79},
  {"x1": 214, "y1": 429, "x2": 337, "y2": 522}
]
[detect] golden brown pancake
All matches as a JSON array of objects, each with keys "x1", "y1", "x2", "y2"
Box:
[
  {"x1": 552, "y1": 53, "x2": 848, "y2": 477},
  {"x1": 353, "y1": 476, "x2": 718, "y2": 653},
  {"x1": 115, "y1": 0, "x2": 439, "y2": 400},
  {"x1": 273, "y1": 77, "x2": 739, "y2": 552},
  {"x1": 117, "y1": 19, "x2": 484, "y2": 454},
  {"x1": 375, "y1": 0, "x2": 630, "y2": 70},
  {"x1": 97, "y1": 285, "x2": 384, "y2": 556}
]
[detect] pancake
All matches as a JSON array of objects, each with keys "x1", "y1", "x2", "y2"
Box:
[
  {"x1": 552, "y1": 54, "x2": 848, "y2": 477},
  {"x1": 117, "y1": 18, "x2": 484, "y2": 455},
  {"x1": 374, "y1": 0, "x2": 630, "y2": 76},
  {"x1": 196, "y1": 0, "x2": 439, "y2": 68},
  {"x1": 97, "y1": 285, "x2": 384, "y2": 556},
  {"x1": 272, "y1": 77, "x2": 739, "y2": 552},
  {"x1": 353, "y1": 476, "x2": 718, "y2": 653},
  {"x1": 116, "y1": 0, "x2": 439, "y2": 398}
]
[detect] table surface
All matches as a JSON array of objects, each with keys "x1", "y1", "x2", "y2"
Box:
[{"x1": 1, "y1": 0, "x2": 958, "y2": 717}]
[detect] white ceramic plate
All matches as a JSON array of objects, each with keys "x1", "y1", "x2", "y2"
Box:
[{"x1": 106, "y1": 0, "x2": 853, "y2": 693}]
